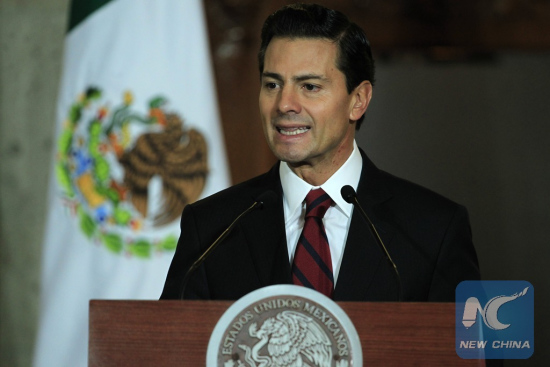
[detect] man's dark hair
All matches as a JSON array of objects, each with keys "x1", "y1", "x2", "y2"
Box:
[{"x1": 258, "y1": 3, "x2": 375, "y2": 129}]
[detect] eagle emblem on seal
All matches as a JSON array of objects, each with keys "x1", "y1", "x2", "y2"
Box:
[{"x1": 236, "y1": 310, "x2": 347, "y2": 367}]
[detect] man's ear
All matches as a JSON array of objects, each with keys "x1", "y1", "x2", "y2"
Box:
[{"x1": 349, "y1": 81, "x2": 372, "y2": 121}]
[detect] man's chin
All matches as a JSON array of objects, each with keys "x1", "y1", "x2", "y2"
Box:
[
  {"x1": 270, "y1": 143, "x2": 314, "y2": 165},
  {"x1": 278, "y1": 155, "x2": 310, "y2": 168}
]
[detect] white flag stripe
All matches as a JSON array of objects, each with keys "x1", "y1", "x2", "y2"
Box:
[{"x1": 34, "y1": 0, "x2": 229, "y2": 366}]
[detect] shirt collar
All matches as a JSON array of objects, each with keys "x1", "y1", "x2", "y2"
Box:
[{"x1": 280, "y1": 140, "x2": 363, "y2": 219}]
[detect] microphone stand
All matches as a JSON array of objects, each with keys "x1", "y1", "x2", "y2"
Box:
[
  {"x1": 342, "y1": 185, "x2": 402, "y2": 301},
  {"x1": 178, "y1": 196, "x2": 269, "y2": 299}
]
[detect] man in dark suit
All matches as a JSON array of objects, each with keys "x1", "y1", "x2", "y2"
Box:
[{"x1": 160, "y1": 3, "x2": 479, "y2": 301}]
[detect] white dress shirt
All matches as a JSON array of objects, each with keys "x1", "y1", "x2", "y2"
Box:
[{"x1": 280, "y1": 141, "x2": 363, "y2": 284}]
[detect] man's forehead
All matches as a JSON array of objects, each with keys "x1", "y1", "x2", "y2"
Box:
[{"x1": 263, "y1": 37, "x2": 339, "y2": 77}]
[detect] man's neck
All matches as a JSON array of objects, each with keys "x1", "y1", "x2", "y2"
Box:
[{"x1": 287, "y1": 145, "x2": 354, "y2": 186}]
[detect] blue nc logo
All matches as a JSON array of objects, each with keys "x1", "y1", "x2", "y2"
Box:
[{"x1": 456, "y1": 281, "x2": 534, "y2": 359}]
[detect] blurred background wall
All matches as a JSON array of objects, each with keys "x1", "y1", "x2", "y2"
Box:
[
  {"x1": 1, "y1": 0, "x2": 70, "y2": 366},
  {"x1": 1, "y1": 0, "x2": 548, "y2": 366}
]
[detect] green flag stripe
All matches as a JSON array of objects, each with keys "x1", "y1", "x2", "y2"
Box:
[{"x1": 68, "y1": 0, "x2": 113, "y2": 32}]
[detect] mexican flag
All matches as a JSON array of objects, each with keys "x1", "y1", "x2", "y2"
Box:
[{"x1": 33, "y1": 1, "x2": 230, "y2": 366}]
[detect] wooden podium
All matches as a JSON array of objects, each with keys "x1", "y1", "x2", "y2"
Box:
[{"x1": 89, "y1": 300, "x2": 483, "y2": 366}]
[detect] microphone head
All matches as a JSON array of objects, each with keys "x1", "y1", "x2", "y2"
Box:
[
  {"x1": 254, "y1": 190, "x2": 278, "y2": 209},
  {"x1": 341, "y1": 185, "x2": 357, "y2": 204}
]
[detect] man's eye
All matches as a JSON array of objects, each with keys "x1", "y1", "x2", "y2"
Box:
[
  {"x1": 265, "y1": 82, "x2": 278, "y2": 89},
  {"x1": 303, "y1": 84, "x2": 319, "y2": 91}
]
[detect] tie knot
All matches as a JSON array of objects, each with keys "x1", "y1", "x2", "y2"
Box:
[{"x1": 305, "y1": 189, "x2": 332, "y2": 219}]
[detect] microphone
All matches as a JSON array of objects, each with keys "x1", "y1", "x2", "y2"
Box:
[
  {"x1": 179, "y1": 190, "x2": 278, "y2": 299},
  {"x1": 341, "y1": 185, "x2": 402, "y2": 301}
]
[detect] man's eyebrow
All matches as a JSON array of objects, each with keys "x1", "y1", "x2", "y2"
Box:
[
  {"x1": 262, "y1": 72, "x2": 329, "y2": 83},
  {"x1": 293, "y1": 74, "x2": 328, "y2": 83},
  {"x1": 262, "y1": 72, "x2": 283, "y2": 82}
]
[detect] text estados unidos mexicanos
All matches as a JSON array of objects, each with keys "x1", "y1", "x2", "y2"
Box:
[{"x1": 221, "y1": 299, "x2": 350, "y2": 357}]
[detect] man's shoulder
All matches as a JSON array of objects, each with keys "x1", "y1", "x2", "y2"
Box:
[
  {"x1": 382, "y1": 170, "x2": 459, "y2": 205},
  {"x1": 373, "y1": 168, "x2": 468, "y2": 231},
  {"x1": 362, "y1": 167, "x2": 473, "y2": 253},
  {"x1": 361, "y1": 150, "x2": 462, "y2": 213}
]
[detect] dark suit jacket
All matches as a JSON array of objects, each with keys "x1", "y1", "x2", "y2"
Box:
[{"x1": 161, "y1": 150, "x2": 480, "y2": 301}]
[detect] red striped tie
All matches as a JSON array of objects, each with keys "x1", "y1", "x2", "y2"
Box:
[{"x1": 292, "y1": 188, "x2": 334, "y2": 298}]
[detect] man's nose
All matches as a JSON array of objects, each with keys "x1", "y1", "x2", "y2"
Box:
[{"x1": 277, "y1": 87, "x2": 301, "y2": 115}]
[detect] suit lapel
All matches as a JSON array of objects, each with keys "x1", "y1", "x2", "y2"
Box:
[
  {"x1": 240, "y1": 164, "x2": 292, "y2": 287},
  {"x1": 334, "y1": 150, "x2": 395, "y2": 301}
]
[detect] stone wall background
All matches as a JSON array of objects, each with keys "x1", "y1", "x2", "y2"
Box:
[{"x1": 1, "y1": 1, "x2": 69, "y2": 366}]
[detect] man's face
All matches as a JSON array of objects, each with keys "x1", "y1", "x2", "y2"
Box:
[{"x1": 259, "y1": 37, "x2": 361, "y2": 175}]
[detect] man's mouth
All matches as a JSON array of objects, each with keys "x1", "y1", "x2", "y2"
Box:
[{"x1": 276, "y1": 126, "x2": 311, "y2": 136}]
